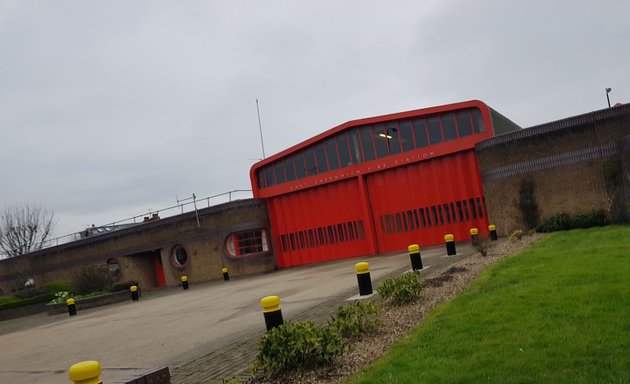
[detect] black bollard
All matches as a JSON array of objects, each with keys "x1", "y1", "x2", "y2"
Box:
[
  {"x1": 181, "y1": 275, "x2": 189, "y2": 290},
  {"x1": 355, "y1": 262, "x2": 373, "y2": 296},
  {"x1": 408, "y1": 244, "x2": 423, "y2": 270},
  {"x1": 130, "y1": 285, "x2": 139, "y2": 301},
  {"x1": 489, "y1": 224, "x2": 498, "y2": 241},
  {"x1": 222, "y1": 267, "x2": 230, "y2": 281},
  {"x1": 67, "y1": 298, "x2": 77, "y2": 317},
  {"x1": 470, "y1": 228, "x2": 479, "y2": 247},
  {"x1": 444, "y1": 234, "x2": 457, "y2": 256},
  {"x1": 260, "y1": 295, "x2": 283, "y2": 331}
]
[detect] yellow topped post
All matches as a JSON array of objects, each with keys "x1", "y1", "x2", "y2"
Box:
[
  {"x1": 222, "y1": 267, "x2": 230, "y2": 281},
  {"x1": 470, "y1": 227, "x2": 479, "y2": 246},
  {"x1": 181, "y1": 275, "x2": 189, "y2": 290},
  {"x1": 66, "y1": 298, "x2": 77, "y2": 316},
  {"x1": 260, "y1": 295, "x2": 283, "y2": 330},
  {"x1": 68, "y1": 360, "x2": 102, "y2": 384},
  {"x1": 408, "y1": 243, "x2": 423, "y2": 270},
  {"x1": 488, "y1": 224, "x2": 498, "y2": 241},
  {"x1": 444, "y1": 233, "x2": 456, "y2": 256},
  {"x1": 355, "y1": 262, "x2": 373, "y2": 295},
  {"x1": 130, "y1": 285, "x2": 139, "y2": 301}
]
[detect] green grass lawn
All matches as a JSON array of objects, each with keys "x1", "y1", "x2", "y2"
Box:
[{"x1": 348, "y1": 226, "x2": 630, "y2": 384}]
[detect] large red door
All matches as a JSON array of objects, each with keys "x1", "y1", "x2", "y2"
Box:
[
  {"x1": 268, "y1": 178, "x2": 371, "y2": 268},
  {"x1": 366, "y1": 150, "x2": 488, "y2": 253}
]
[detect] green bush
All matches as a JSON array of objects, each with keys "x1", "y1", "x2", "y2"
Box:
[
  {"x1": 109, "y1": 281, "x2": 137, "y2": 292},
  {"x1": 254, "y1": 321, "x2": 345, "y2": 375},
  {"x1": 538, "y1": 210, "x2": 608, "y2": 233},
  {"x1": 0, "y1": 293, "x2": 55, "y2": 311},
  {"x1": 329, "y1": 301, "x2": 381, "y2": 339},
  {"x1": 0, "y1": 296, "x2": 21, "y2": 306},
  {"x1": 72, "y1": 265, "x2": 113, "y2": 294},
  {"x1": 377, "y1": 271, "x2": 422, "y2": 305},
  {"x1": 45, "y1": 280, "x2": 75, "y2": 294}
]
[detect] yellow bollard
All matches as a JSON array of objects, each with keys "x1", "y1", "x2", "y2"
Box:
[
  {"x1": 488, "y1": 224, "x2": 498, "y2": 241},
  {"x1": 68, "y1": 360, "x2": 102, "y2": 384},
  {"x1": 470, "y1": 228, "x2": 479, "y2": 246},
  {"x1": 260, "y1": 295, "x2": 283, "y2": 331},
  {"x1": 444, "y1": 234, "x2": 456, "y2": 256},
  {"x1": 67, "y1": 298, "x2": 77, "y2": 316},
  {"x1": 181, "y1": 275, "x2": 189, "y2": 290},
  {"x1": 130, "y1": 285, "x2": 139, "y2": 301},
  {"x1": 407, "y1": 244, "x2": 423, "y2": 270},
  {"x1": 355, "y1": 262, "x2": 373, "y2": 295},
  {"x1": 222, "y1": 267, "x2": 230, "y2": 281}
]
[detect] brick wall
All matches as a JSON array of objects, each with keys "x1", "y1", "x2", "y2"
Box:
[
  {"x1": 477, "y1": 105, "x2": 630, "y2": 234},
  {"x1": 0, "y1": 199, "x2": 275, "y2": 294}
]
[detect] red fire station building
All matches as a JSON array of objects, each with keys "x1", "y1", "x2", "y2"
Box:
[{"x1": 250, "y1": 100, "x2": 520, "y2": 268}]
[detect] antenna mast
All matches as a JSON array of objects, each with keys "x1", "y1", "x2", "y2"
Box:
[{"x1": 256, "y1": 98, "x2": 266, "y2": 159}]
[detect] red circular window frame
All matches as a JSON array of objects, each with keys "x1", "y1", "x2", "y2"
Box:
[{"x1": 170, "y1": 244, "x2": 189, "y2": 270}]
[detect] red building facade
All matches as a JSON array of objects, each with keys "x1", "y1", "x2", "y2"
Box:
[{"x1": 250, "y1": 100, "x2": 520, "y2": 268}]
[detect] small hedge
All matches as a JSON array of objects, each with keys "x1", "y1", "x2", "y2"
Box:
[
  {"x1": 329, "y1": 301, "x2": 381, "y2": 339},
  {"x1": 377, "y1": 271, "x2": 422, "y2": 305},
  {"x1": 0, "y1": 293, "x2": 55, "y2": 311},
  {"x1": 254, "y1": 321, "x2": 345, "y2": 375},
  {"x1": 538, "y1": 210, "x2": 608, "y2": 233}
]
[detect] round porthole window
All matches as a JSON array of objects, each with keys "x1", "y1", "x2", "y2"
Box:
[
  {"x1": 170, "y1": 245, "x2": 189, "y2": 269},
  {"x1": 107, "y1": 258, "x2": 122, "y2": 280}
]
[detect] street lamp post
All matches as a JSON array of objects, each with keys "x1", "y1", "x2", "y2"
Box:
[{"x1": 606, "y1": 88, "x2": 612, "y2": 108}]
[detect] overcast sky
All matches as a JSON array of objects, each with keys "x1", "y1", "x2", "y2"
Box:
[{"x1": 1, "y1": 0, "x2": 629, "y2": 239}]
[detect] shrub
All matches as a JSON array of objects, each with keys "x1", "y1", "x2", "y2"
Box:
[
  {"x1": 377, "y1": 271, "x2": 422, "y2": 305},
  {"x1": 0, "y1": 296, "x2": 20, "y2": 306},
  {"x1": 0, "y1": 293, "x2": 55, "y2": 311},
  {"x1": 329, "y1": 301, "x2": 381, "y2": 339},
  {"x1": 509, "y1": 229, "x2": 524, "y2": 241},
  {"x1": 45, "y1": 280, "x2": 75, "y2": 294},
  {"x1": 72, "y1": 265, "x2": 113, "y2": 294},
  {"x1": 254, "y1": 321, "x2": 345, "y2": 375},
  {"x1": 109, "y1": 281, "x2": 139, "y2": 292},
  {"x1": 518, "y1": 179, "x2": 540, "y2": 229},
  {"x1": 538, "y1": 210, "x2": 608, "y2": 233}
]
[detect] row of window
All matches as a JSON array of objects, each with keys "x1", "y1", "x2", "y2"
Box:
[
  {"x1": 279, "y1": 220, "x2": 366, "y2": 253},
  {"x1": 380, "y1": 197, "x2": 485, "y2": 235},
  {"x1": 225, "y1": 229, "x2": 269, "y2": 257},
  {"x1": 257, "y1": 108, "x2": 485, "y2": 189}
]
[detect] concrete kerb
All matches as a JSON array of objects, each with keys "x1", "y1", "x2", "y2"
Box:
[{"x1": 170, "y1": 243, "x2": 476, "y2": 384}]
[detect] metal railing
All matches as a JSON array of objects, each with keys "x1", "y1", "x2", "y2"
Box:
[{"x1": 39, "y1": 189, "x2": 253, "y2": 250}]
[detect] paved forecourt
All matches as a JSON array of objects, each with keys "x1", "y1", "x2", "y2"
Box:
[{"x1": 0, "y1": 242, "x2": 474, "y2": 384}]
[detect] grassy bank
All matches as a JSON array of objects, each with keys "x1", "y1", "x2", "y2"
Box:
[{"x1": 349, "y1": 226, "x2": 630, "y2": 383}]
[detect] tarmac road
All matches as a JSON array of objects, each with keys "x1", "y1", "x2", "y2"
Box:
[{"x1": 0, "y1": 243, "x2": 473, "y2": 384}]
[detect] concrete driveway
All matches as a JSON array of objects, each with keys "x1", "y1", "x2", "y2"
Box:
[{"x1": 0, "y1": 243, "x2": 472, "y2": 384}]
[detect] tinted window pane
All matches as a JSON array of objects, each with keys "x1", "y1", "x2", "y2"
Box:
[
  {"x1": 456, "y1": 110, "x2": 473, "y2": 137},
  {"x1": 315, "y1": 143, "x2": 328, "y2": 173},
  {"x1": 412, "y1": 118, "x2": 429, "y2": 148},
  {"x1": 399, "y1": 120, "x2": 415, "y2": 151},
  {"x1": 472, "y1": 108, "x2": 485, "y2": 133},
  {"x1": 304, "y1": 147, "x2": 317, "y2": 176},
  {"x1": 373, "y1": 123, "x2": 389, "y2": 158},
  {"x1": 257, "y1": 170, "x2": 266, "y2": 188},
  {"x1": 294, "y1": 153, "x2": 306, "y2": 179},
  {"x1": 427, "y1": 116, "x2": 443, "y2": 144},
  {"x1": 324, "y1": 138, "x2": 340, "y2": 170},
  {"x1": 337, "y1": 133, "x2": 351, "y2": 167},
  {"x1": 348, "y1": 128, "x2": 362, "y2": 164},
  {"x1": 387, "y1": 122, "x2": 401, "y2": 155},
  {"x1": 359, "y1": 126, "x2": 376, "y2": 161},
  {"x1": 274, "y1": 162, "x2": 286, "y2": 183},
  {"x1": 264, "y1": 166, "x2": 275, "y2": 187},
  {"x1": 284, "y1": 157, "x2": 296, "y2": 181},
  {"x1": 442, "y1": 113, "x2": 458, "y2": 141}
]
